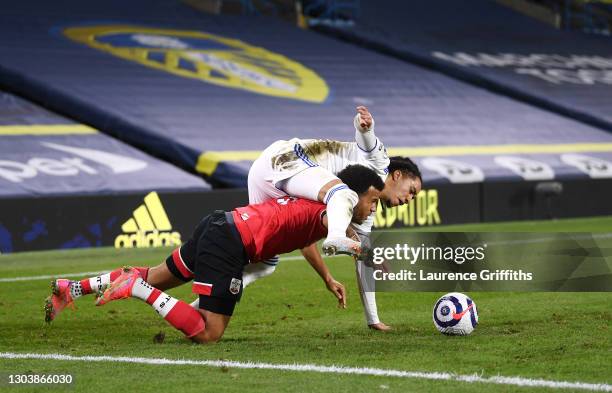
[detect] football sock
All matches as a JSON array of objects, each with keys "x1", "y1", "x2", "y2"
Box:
[
  {"x1": 74, "y1": 266, "x2": 149, "y2": 298},
  {"x1": 131, "y1": 278, "x2": 204, "y2": 338},
  {"x1": 324, "y1": 185, "x2": 358, "y2": 238},
  {"x1": 243, "y1": 258, "x2": 278, "y2": 287}
]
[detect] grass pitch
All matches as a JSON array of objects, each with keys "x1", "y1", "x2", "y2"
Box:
[{"x1": 0, "y1": 216, "x2": 611, "y2": 392}]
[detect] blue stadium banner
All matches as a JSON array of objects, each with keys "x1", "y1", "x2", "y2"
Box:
[{"x1": 0, "y1": 190, "x2": 247, "y2": 253}]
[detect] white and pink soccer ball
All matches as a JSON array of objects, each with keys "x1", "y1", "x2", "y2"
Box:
[{"x1": 433, "y1": 292, "x2": 478, "y2": 336}]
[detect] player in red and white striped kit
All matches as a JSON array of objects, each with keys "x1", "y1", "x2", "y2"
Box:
[{"x1": 45, "y1": 165, "x2": 384, "y2": 343}]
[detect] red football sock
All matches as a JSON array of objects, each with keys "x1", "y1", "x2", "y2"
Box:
[
  {"x1": 131, "y1": 278, "x2": 205, "y2": 338},
  {"x1": 164, "y1": 300, "x2": 206, "y2": 338}
]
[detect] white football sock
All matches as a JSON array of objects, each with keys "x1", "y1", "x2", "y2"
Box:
[
  {"x1": 243, "y1": 260, "x2": 278, "y2": 287},
  {"x1": 130, "y1": 278, "x2": 179, "y2": 316},
  {"x1": 70, "y1": 281, "x2": 83, "y2": 299},
  {"x1": 131, "y1": 277, "x2": 155, "y2": 302},
  {"x1": 88, "y1": 273, "x2": 112, "y2": 294}
]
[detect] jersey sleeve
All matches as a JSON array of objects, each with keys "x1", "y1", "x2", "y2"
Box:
[
  {"x1": 352, "y1": 115, "x2": 390, "y2": 174},
  {"x1": 360, "y1": 138, "x2": 390, "y2": 175}
]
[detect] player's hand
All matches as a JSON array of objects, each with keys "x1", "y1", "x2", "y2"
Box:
[
  {"x1": 326, "y1": 278, "x2": 346, "y2": 309},
  {"x1": 356, "y1": 106, "x2": 373, "y2": 130},
  {"x1": 368, "y1": 322, "x2": 393, "y2": 331}
]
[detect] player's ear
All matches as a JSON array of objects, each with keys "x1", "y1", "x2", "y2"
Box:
[{"x1": 392, "y1": 169, "x2": 402, "y2": 181}]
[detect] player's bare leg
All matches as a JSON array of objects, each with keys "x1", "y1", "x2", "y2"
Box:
[
  {"x1": 146, "y1": 263, "x2": 186, "y2": 290},
  {"x1": 190, "y1": 309, "x2": 231, "y2": 343}
]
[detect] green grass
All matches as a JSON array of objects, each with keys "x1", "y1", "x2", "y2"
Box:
[
  {"x1": 0, "y1": 216, "x2": 611, "y2": 392},
  {"x1": 403, "y1": 215, "x2": 612, "y2": 232}
]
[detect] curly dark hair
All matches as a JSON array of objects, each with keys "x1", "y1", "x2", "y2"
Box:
[
  {"x1": 388, "y1": 156, "x2": 422, "y2": 183},
  {"x1": 337, "y1": 165, "x2": 385, "y2": 195}
]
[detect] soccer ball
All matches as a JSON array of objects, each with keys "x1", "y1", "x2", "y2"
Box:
[{"x1": 432, "y1": 292, "x2": 478, "y2": 336}]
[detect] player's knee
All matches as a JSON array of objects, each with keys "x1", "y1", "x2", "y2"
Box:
[
  {"x1": 190, "y1": 327, "x2": 225, "y2": 344},
  {"x1": 190, "y1": 330, "x2": 210, "y2": 344},
  {"x1": 206, "y1": 328, "x2": 225, "y2": 342},
  {"x1": 189, "y1": 308, "x2": 229, "y2": 343}
]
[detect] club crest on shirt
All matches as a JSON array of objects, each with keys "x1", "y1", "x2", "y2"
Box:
[{"x1": 229, "y1": 278, "x2": 242, "y2": 295}]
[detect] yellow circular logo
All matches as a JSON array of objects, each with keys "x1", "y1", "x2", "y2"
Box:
[{"x1": 63, "y1": 25, "x2": 329, "y2": 103}]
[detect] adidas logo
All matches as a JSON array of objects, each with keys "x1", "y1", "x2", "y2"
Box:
[{"x1": 114, "y1": 192, "x2": 182, "y2": 248}]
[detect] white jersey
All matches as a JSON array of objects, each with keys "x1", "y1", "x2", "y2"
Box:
[
  {"x1": 250, "y1": 136, "x2": 389, "y2": 233},
  {"x1": 246, "y1": 118, "x2": 387, "y2": 325},
  {"x1": 269, "y1": 138, "x2": 389, "y2": 182}
]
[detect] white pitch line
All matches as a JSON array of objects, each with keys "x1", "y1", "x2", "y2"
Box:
[
  {"x1": 0, "y1": 352, "x2": 610, "y2": 391},
  {"x1": 0, "y1": 271, "x2": 107, "y2": 283},
  {"x1": 0, "y1": 255, "x2": 345, "y2": 283}
]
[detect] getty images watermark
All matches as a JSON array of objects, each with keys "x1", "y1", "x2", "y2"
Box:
[
  {"x1": 371, "y1": 243, "x2": 532, "y2": 282},
  {"x1": 362, "y1": 232, "x2": 611, "y2": 292}
]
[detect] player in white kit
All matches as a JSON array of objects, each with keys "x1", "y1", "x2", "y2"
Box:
[{"x1": 242, "y1": 106, "x2": 422, "y2": 330}]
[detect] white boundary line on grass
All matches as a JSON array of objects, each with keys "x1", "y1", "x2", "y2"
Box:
[
  {"x1": 0, "y1": 271, "x2": 107, "y2": 283},
  {"x1": 0, "y1": 352, "x2": 610, "y2": 391},
  {"x1": 0, "y1": 255, "x2": 343, "y2": 283}
]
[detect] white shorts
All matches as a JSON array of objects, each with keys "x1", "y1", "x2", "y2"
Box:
[{"x1": 248, "y1": 139, "x2": 339, "y2": 204}]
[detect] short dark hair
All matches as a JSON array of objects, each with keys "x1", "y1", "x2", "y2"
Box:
[
  {"x1": 388, "y1": 156, "x2": 422, "y2": 183},
  {"x1": 338, "y1": 165, "x2": 385, "y2": 195}
]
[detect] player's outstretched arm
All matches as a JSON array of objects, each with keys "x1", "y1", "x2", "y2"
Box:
[
  {"x1": 301, "y1": 243, "x2": 347, "y2": 309},
  {"x1": 354, "y1": 106, "x2": 376, "y2": 151},
  {"x1": 353, "y1": 106, "x2": 390, "y2": 173},
  {"x1": 355, "y1": 261, "x2": 392, "y2": 331},
  {"x1": 353, "y1": 229, "x2": 393, "y2": 331}
]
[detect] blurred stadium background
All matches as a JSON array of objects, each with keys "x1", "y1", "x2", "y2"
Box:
[{"x1": 0, "y1": 0, "x2": 611, "y2": 252}]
